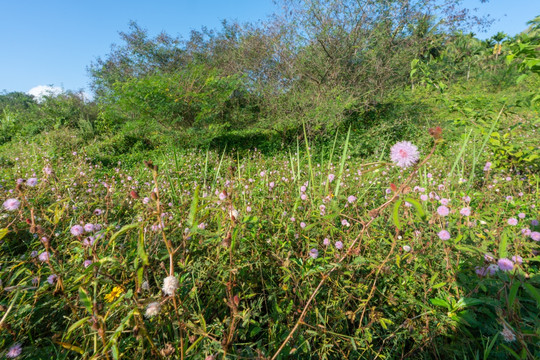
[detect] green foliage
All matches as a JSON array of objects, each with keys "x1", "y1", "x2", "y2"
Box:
[{"x1": 98, "y1": 65, "x2": 256, "y2": 141}]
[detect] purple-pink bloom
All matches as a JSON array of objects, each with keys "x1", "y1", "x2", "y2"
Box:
[
  {"x1": 47, "y1": 274, "x2": 57, "y2": 284},
  {"x1": 300, "y1": 222, "x2": 307, "y2": 229},
  {"x1": 460, "y1": 207, "x2": 471, "y2": 216},
  {"x1": 6, "y1": 343, "x2": 22, "y2": 358},
  {"x1": 518, "y1": 213, "x2": 526, "y2": 219},
  {"x1": 438, "y1": 230, "x2": 451, "y2": 241},
  {"x1": 71, "y1": 225, "x2": 84, "y2": 236},
  {"x1": 390, "y1": 141, "x2": 420, "y2": 168},
  {"x1": 487, "y1": 264, "x2": 499, "y2": 275},
  {"x1": 26, "y1": 178, "x2": 38, "y2": 187},
  {"x1": 475, "y1": 266, "x2": 487, "y2": 277},
  {"x1": 484, "y1": 253, "x2": 495, "y2": 262},
  {"x1": 84, "y1": 223, "x2": 95, "y2": 233},
  {"x1": 38, "y1": 252, "x2": 50, "y2": 262},
  {"x1": 335, "y1": 241, "x2": 343, "y2": 249},
  {"x1": 498, "y1": 258, "x2": 514, "y2": 271},
  {"x1": 3, "y1": 198, "x2": 20, "y2": 211},
  {"x1": 530, "y1": 231, "x2": 540, "y2": 241},
  {"x1": 309, "y1": 248, "x2": 319, "y2": 259},
  {"x1": 507, "y1": 218, "x2": 518, "y2": 226},
  {"x1": 347, "y1": 195, "x2": 357, "y2": 203},
  {"x1": 437, "y1": 206, "x2": 450, "y2": 216},
  {"x1": 323, "y1": 238, "x2": 330, "y2": 246},
  {"x1": 511, "y1": 255, "x2": 523, "y2": 264},
  {"x1": 483, "y1": 162, "x2": 492, "y2": 171},
  {"x1": 83, "y1": 260, "x2": 93, "y2": 268},
  {"x1": 420, "y1": 194, "x2": 428, "y2": 201}
]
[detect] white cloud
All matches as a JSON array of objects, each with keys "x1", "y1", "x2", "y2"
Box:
[{"x1": 27, "y1": 85, "x2": 63, "y2": 103}]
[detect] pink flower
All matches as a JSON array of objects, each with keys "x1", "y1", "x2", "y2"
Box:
[
  {"x1": 460, "y1": 207, "x2": 471, "y2": 216},
  {"x1": 530, "y1": 231, "x2": 540, "y2": 241},
  {"x1": 475, "y1": 266, "x2": 487, "y2": 277},
  {"x1": 390, "y1": 141, "x2": 420, "y2": 168},
  {"x1": 3, "y1": 198, "x2": 20, "y2": 211},
  {"x1": 328, "y1": 174, "x2": 335, "y2": 182},
  {"x1": 309, "y1": 248, "x2": 319, "y2": 259},
  {"x1": 323, "y1": 238, "x2": 330, "y2": 246},
  {"x1": 347, "y1": 195, "x2": 357, "y2": 203},
  {"x1": 71, "y1": 225, "x2": 84, "y2": 236},
  {"x1": 483, "y1": 162, "x2": 492, "y2": 171},
  {"x1": 38, "y1": 252, "x2": 50, "y2": 262},
  {"x1": 484, "y1": 253, "x2": 495, "y2": 262},
  {"x1": 518, "y1": 213, "x2": 526, "y2": 219},
  {"x1": 486, "y1": 264, "x2": 499, "y2": 275},
  {"x1": 511, "y1": 255, "x2": 523, "y2": 264},
  {"x1": 47, "y1": 274, "x2": 57, "y2": 284},
  {"x1": 438, "y1": 230, "x2": 451, "y2": 241},
  {"x1": 335, "y1": 241, "x2": 343, "y2": 249},
  {"x1": 300, "y1": 222, "x2": 307, "y2": 229},
  {"x1": 26, "y1": 178, "x2": 38, "y2": 187},
  {"x1": 84, "y1": 223, "x2": 95, "y2": 232},
  {"x1": 420, "y1": 194, "x2": 428, "y2": 201},
  {"x1": 437, "y1": 206, "x2": 450, "y2": 216},
  {"x1": 6, "y1": 343, "x2": 22, "y2": 358},
  {"x1": 498, "y1": 258, "x2": 514, "y2": 271},
  {"x1": 83, "y1": 260, "x2": 93, "y2": 268},
  {"x1": 507, "y1": 218, "x2": 518, "y2": 226}
]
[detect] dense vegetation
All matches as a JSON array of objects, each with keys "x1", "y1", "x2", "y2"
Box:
[{"x1": 1, "y1": 1, "x2": 539, "y2": 359}]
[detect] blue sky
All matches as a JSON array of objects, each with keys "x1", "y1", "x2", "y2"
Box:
[{"x1": 0, "y1": 0, "x2": 538, "y2": 95}]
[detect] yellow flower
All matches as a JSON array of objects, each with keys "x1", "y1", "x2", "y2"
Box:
[{"x1": 104, "y1": 286, "x2": 123, "y2": 302}]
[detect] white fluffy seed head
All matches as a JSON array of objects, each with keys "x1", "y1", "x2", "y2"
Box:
[
  {"x1": 145, "y1": 302, "x2": 161, "y2": 317},
  {"x1": 162, "y1": 276, "x2": 178, "y2": 296},
  {"x1": 501, "y1": 324, "x2": 516, "y2": 342}
]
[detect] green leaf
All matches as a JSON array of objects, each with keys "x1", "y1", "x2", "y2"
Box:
[
  {"x1": 404, "y1": 197, "x2": 426, "y2": 219},
  {"x1": 111, "y1": 344, "x2": 119, "y2": 360},
  {"x1": 454, "y1": 245, "x2": 483, "y2": 254},
  {"x1": 110, "y1": 223, "x2": 140, "y2": 244},
  {"x1": 0, "y1": 228, "x2": 8, "y2": 240},
  {"x1": 392, "y1": 199, "x2": 403, "y2": 230},
  {"x1": 78, "y1": 287, "x2": 93, "y2": 314},
  {"x1": 508, "y1": 281, "x2": 520, "y2": 307},
  {"x1": 137, "y1": 228, "x2": 149, "y2": 266},
  {"x1": 522, "y1": 283, "x2": 540, "y2": 307},
  {"x1": 499, "y1": 233, "x2": 508, "y2": 259},
  {"x1": 430, "y1": 298, "x2": 450, "y2": 309},
  {"x1": 432, "y1": 282, "x2": 446, "y2": 289},
  {"x1": 66, "y1": 316, "x2": 91, "y2": 338}
]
